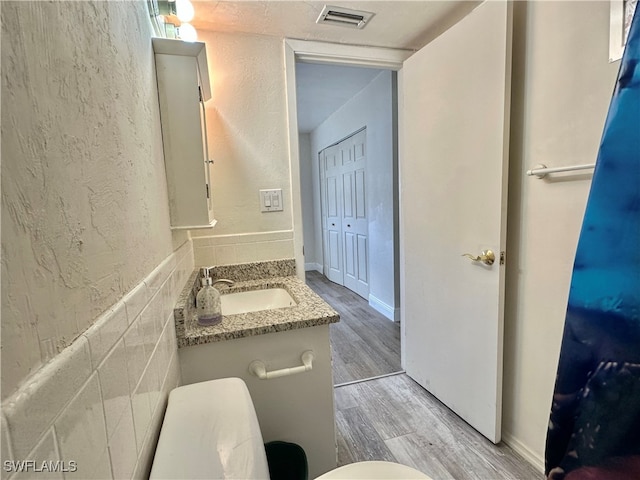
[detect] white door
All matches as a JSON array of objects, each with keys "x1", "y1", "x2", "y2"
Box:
[
  {"x1": 321, "y1": 130, "x2": 369, "y2": 299},
  {"x1": 322, "y1": 144, "x2": 344, "y2": 284},
  {"x1": 401, "y1": 1, "x2": 512, "y2": 443},
  {"x1": 341, "y1": 130, "x2": 369, "y2": 298}
]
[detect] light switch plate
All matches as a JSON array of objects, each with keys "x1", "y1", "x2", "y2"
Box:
[{"x1": 260, "y1": 189, "x2": 283, "y2": 212}]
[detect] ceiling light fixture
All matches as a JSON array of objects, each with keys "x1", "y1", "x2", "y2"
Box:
[
  {"x1": 176, "y1": 0, "x2": 195, "y2": 23},
  {"x1": 150, "y1": 0, "x2": 199, "y2": 41},
  {"x1": 178, "y1": 22, "x2": 198, "y2": 42},
  {"x1": 316, "y1": 5, "x2": 375, "y2": 29}
]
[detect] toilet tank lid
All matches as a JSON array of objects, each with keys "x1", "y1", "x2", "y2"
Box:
[{"x1": 150, "y1": 377, "x2": 270, "y2": 480}]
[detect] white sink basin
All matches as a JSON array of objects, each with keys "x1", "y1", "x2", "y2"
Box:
[{"x1": 220, "y1": 288, "x2": 297, "y2": 315}]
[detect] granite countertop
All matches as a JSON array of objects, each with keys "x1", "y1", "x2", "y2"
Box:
[{"x1": 174, "y1": 259, "x2": 340, "y2": 348}]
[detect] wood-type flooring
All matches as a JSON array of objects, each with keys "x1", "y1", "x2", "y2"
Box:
[
  {"x1": 305, "y1": 270, "x2": 402, "y2": 385},
  {"x1": 335, "y1": 374, "x2": 542, "y2": 479},
  {"x1": 306, "y1": 271, "x2": 541, "y2": 478}
]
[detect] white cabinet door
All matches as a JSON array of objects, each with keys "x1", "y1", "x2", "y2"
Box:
[
  {"x1": 402, "y1": 1, "x2": 512, "y2": 443},
  {"x1": 198, "y1": 91, "x2": 215, "y2": 222},
  {"x1": 153, "y1": 38, "x2": 215, "y2": 230}
]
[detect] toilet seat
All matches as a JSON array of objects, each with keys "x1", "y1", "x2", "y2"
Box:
[{"x1": 316, "y1": 461, "x2": 433, "y2": 479}]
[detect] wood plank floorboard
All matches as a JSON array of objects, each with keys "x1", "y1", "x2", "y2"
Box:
[
  {"x1": 305, "y1": 271, "x2": 402, "y2": 385},
  {"x1": 311, "y1": 271, "x2": 539, "y2": 477},
  {"x1": 334, "y1": 374, "x2": 542, "y2": 479}
]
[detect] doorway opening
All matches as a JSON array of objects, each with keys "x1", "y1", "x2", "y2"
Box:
[
  {"x1": 287, "y1": 43, "x2": 407, "y2": 385},
  {"x1": 286, "y1": 0, "x2": 512, "y2": 450}
]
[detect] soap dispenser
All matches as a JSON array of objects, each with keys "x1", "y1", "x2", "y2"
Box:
[{"x1": 196, "y1": 268, "x2": 222, "y2": 326}]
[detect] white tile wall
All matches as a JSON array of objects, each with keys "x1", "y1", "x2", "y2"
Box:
[
  {"x1": 1, "y1": 240, "x2": 194, "y2": 480},
  {"x1": 107, "y1": 407, "x2": 137, "y2": 480},
  {"x1": 1, "y1": 415, "x2": 13, "y2": 480},
  {"x1": 12, "y1": 430, "x2": 61, "y2": 480},
  {"x1": 98, "y1": 339, "x2": 130, "y2": 440},
  {"x1": 192, "y1": 230, "x2": 295, "y2": 266},
  {"x1": 85, "y1": 303, "x2": 129, "y2": 369},
  {"x1": 3, "y1": 339, "x2": 92, "y2": 460},
  {"x1": 54, "y1": 374, "x2": 109, "y2": 478}
]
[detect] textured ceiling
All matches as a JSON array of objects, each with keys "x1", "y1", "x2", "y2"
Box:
[
  {"x1": 192, "y1": 1, "x2": 480, "y2": 133},
  {"x1": 192, "y1": 1, "x2": 480, "y2": 51},
  {"x1": 295, "y1": 63, "x2": 383, "y2": 132}
]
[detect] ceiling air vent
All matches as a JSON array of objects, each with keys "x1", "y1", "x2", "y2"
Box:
[{"x1": 316, "y1": 5, "x2": 375, "y2": 29}]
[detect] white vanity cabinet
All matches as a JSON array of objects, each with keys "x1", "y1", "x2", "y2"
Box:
[
  {"x1": 152, "y1": 38, "x2": 216, "y2": 230},
  {"x1": 179, "y1": 326, "x2": 338, "y2": 479}
]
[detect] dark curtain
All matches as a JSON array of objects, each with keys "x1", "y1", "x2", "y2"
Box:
[{"x1": 545, "y1": 7, "x2": 640, "y2": 480}]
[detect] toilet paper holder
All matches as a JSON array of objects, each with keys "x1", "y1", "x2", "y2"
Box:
[{"x1": 249, "y1": 351, "x2": 314, "y2": 380}]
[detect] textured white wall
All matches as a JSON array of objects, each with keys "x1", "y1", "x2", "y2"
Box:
[
  {"x1": 190, "y1": 31, "x2": 294, "y2": 244},
  {"x1": 1, "y1": 2, "x2": 194, "y2": 476},
  {"x1": 1, "y1": 0, "x2": 172, "y2": 397},
  {"x1": 188, "y1": 31, "x2": 297, "y2": 267},
  {"x1": 502, "y1": 1, "x2": 619, "y2": 467},
  {"x1": 309, "y1": 71, "x2": 397, "y2": 316}
]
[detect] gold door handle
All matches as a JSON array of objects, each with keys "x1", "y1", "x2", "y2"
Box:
[{"x1": 462, "y1": 249, "x2": 495, "y2": 266}]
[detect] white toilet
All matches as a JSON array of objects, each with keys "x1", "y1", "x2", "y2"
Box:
[
  {"x1": 315, "y1": 462, "x2": 431, "y2": 479},
  {"x1": 150, "y1": 378, "x2": 432, "y2": 480}
]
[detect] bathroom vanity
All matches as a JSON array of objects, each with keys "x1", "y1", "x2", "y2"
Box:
[{"x1": 173, "y1": 259, "x2": 340, "y2": 478}]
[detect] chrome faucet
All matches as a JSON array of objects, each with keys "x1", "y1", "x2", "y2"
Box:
[{"x1": 198, "y1": 268, "x2": 234, "y2": 289}]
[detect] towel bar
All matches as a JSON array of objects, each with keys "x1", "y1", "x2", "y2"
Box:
[{"x1": 527, "y1": 163, "x2": 595, "y2": 178}]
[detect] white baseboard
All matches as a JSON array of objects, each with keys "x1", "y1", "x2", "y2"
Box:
[
  {"x1": 501, "y1": 431, "x2": 545, "y2": 474},
  {"x1": 305, "y1": 262, "x2": 323, "y2": 273},
  {"x1": 368, "y1": 294, "x2": 398, "y2": 322}
]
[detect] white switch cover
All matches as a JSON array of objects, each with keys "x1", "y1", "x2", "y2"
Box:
[{"x1": 260, "y1": 189, "x2": 283, "y2": 212}]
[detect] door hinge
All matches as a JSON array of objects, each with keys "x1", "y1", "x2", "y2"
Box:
[
  {"x1": 206, "y1": 183, "x2": 210, "y2": 199},
  {"x1": 198, "y1": 85, "x2": 203, "y2": 102},
  {"x1": 500, "y1": 251, "x2": 505, "y2": 265}
]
